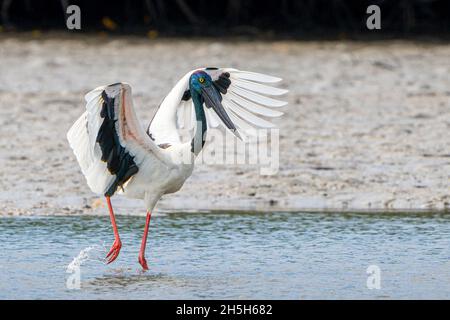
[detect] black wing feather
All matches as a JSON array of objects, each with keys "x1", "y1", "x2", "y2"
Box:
[{"x1": 97, "y1": 89, "x2": 139, "y2": 196}]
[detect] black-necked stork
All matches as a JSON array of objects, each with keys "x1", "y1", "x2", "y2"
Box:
[{"x1": 67, "y1": 67, "x2": 287, "y2": 270}]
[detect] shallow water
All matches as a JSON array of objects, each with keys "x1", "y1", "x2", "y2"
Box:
[{"x1": 0, "y1": 212, "x2": 449, "y2": 299}]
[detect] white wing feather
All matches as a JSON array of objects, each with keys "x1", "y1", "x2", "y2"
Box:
[
  {"x1": 205, "y1": 108, "x2": 221, "y2": 128},
  {"x1": 67, "y1": 110, "x2": 115, "y2": 194}
]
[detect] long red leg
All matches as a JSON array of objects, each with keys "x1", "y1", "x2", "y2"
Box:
[
  {"x1": 105, "y1": 196, "x2": 122, "y2": 264},
  {"x1": 138, "y1": 211, "x2": 152, "y2": 270}
]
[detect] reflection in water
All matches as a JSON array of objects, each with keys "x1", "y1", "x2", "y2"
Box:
[{"x1": 0, "y1": 212, "x2": 449, "y2": 299}]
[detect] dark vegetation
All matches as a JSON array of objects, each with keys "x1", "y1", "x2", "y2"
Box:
[{"x1": 1, "y1": 0, "x2": 449, "y2": 38}]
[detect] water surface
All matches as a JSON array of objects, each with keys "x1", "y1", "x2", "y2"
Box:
[{"x1": 0, "y1": 212, "x2": 449, "y2": 299}]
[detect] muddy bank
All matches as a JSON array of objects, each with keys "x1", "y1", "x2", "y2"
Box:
[{"x1": 0, "y1": 35, "x2": 449, "y2": 215}]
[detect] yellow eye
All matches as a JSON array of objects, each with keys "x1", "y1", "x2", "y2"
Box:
[{"x1": 199, "y1": 77, "x2": 205, "y2": 84}]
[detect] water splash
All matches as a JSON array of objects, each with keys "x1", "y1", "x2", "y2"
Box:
[{"x1": 66, "y1": 245, "x2": 104, "y2": 272}]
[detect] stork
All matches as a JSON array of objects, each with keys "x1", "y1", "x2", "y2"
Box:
[{"x1": 67, "y1": 67, "x2": 287, "y2": 270}]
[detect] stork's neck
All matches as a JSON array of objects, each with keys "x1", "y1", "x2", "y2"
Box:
[{"x1": 190, "y1": 92, "x2": 207, "y2": 155}]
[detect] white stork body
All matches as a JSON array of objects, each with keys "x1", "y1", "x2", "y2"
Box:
[{"x1": 67, "y1": 67, "x2": 287, "y2": 269}]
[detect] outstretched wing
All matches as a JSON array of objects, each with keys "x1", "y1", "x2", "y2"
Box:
[
  {"x1": 177, "y1": 67, "x2": 288, "y2": 140},
  {"x1": 67, "y1": 83, "x2": 170, "y2": 196}
]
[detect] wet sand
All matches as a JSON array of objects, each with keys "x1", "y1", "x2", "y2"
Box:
[{"x1": 0, "y1": 35, "x2": 449, "y2": 215}]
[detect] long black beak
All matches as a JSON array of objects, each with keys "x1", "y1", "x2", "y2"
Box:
[{"x1": 201, "y1": 86, "x2": 241, "y2": 139}]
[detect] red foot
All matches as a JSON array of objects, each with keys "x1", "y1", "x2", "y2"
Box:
[
  {"x1": 106, "y1": 238, "x2": 122, "y2": 264},
  {"x1": 138, "y1": 255, "x2": 149, "y2": 271}
]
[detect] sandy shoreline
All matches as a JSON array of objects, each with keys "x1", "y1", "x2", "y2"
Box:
[{"x1": 0, "y1": 35, "x2": 449, "y2": 215}]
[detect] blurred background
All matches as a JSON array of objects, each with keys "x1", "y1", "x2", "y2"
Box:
[
  {"x1": 0, "y1": 0, "x2": 449, "y2": 215},
  {"x1": 1, "y1": 0, "x2": 449, "y2": 38}
]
